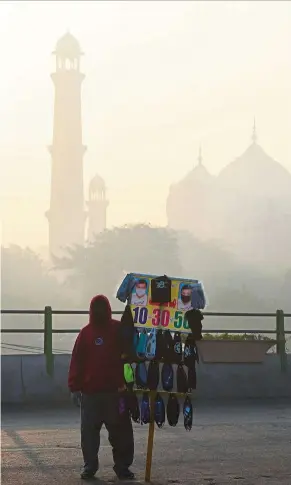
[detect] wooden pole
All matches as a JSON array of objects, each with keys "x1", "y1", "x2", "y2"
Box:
[{"x1": 145, "y1": 390, "x2": 156, "y2": 482}]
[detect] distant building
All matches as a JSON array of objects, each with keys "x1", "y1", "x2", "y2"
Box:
[
  {"x1": 46, "y1": 33, "x2": 108, "y2": 258},
  {"x1": 166, "y1": 122, "x2": 291, "y2": 267}
]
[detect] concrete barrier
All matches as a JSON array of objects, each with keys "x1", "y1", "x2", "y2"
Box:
[
  {"x1": 1, "y1": 355, "x2": 23, "y2": 403},
  {"x1": 1, "y1": 354, "x2": 291, "y2": 404}
]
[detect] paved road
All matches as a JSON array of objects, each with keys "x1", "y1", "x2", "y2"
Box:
[{"x1": 2, "y1": 401, "x2": 291, "y2": 485}]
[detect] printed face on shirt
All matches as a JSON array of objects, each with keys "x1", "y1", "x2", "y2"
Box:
[
  {"x1": 135, "y1": 281, "x2": 147, "y2": 298},
  {"x1": 181, "y1": 286, "x2": 192, "y2": 304}
]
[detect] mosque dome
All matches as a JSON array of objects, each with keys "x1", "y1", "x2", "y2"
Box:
[
  {"x1": 55, "y1": 32, "x2": 82, "y2": 58},
  {"x1": 166, "y1": 148, "x2": 215, "y2": 238},
  {"x1": 169, "y1": 147, "x2": 213, "y2": 194},
  {"x1": 218, "y1": 123, "x2": 291, "y2": 198}
]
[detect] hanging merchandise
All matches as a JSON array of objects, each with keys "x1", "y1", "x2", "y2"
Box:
[
  {"x1": 127, "y1": 391, "x2": 140, "y2": 424},
  {"x1": 154, "y1": 393, "x2": 165, "y2": 428},
  {"x1": 163, "y1": 330, "x2": 175, "y2": 363},
  {"x1": 190, "y1": 282, "x2": 206, "y2": 310},
  {"x1": 124, "y1": 363, "x2": 135, "y2": 390},
  {"x1": 115, "y1": 273, "x2": 208, "y2": 483},
  {"x1": 145, "y1": 328, "x2": 157, "y2": 360},
  {"x1": 120, "y1": 305, "x2": 135, "y2": 359},
  {"x1": 161, "y1": 362, "x2": 174, "y2": 392},
  {"x1": 176, "y1": 364, "x2": 188, "y2": 394},
  {"x1": 136, "y1": 329, "x2": 148, "y2": 360},
  {"x1": 173, "y1": 332, "x2": 182, "y2": 364},
  {"x1": 187, "y1": 366, "x2": 197, "y2": 392},
  {"x1": 133, "y1": 328, "x2": 140, "y2": 361},
  {"x1": 141, "y1": 392, "x2": 150, "y2": 424},
  {"x1": 185, "y1": 309, "x2": 204, "y2": 341},
  {"x1": 166, "y1": 394, "x2": 180, "y2": 427},
  {"x1": 156, "y1": 329, "x2": 166, "y2": 361},
  {"x1": 116, "y1": 273, "x2": 138, "y2": 303},
  {"x1": 151, "y1": 275, "x2": 172, "y2": 304},
  {"x1": 147, "y1": 361, "x2": 160, "y2": 391},
  {"x1": 184, "y1": 334, "x2": 198, "y2": 391},
  {"x1": 183, "y1": 396, "x2": 193, "y2": 431},
  {"x1": 135, "y1": 362, "x2": 148, "y2": 389}
]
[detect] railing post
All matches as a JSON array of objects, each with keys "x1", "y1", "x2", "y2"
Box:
[
  {"x1": 44, "y1": 306, "x2": 54, "y2": 377},
  {"x1": 276, "y1": 309, "x2": 287, "y2": 373}
]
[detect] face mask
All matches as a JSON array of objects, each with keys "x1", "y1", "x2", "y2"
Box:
[
  {"x1": 136, "y1": 288, "x2": 146, "y2": 298},
  {"x1": 181, "y1": 294, "x2": 191, "y2": 303}
]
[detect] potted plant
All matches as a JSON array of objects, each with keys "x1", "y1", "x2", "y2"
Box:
[{"x1": 195, "y1": 333, "x2": 277, "y2": 364}]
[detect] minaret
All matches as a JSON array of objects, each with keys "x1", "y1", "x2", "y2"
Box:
[
  {"x1": 251, "y1": 117, "x2": 257, "y2": 144},
  {"x1": 197, "y1": 145, "x2": 203, "y2": 166},
  {"x1": 46, "y1": 32, "x2": 86, "y2": 258},
  {"x1": 87, "y1": 175, "x2": 109, "y2": 241}
]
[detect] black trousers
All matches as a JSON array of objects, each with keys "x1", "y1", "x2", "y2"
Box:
[{"x1": 81, "y1": 392, "x2": 134, "y2": 473}]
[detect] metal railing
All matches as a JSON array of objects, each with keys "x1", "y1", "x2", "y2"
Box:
[{"x1": 1, "y1": 308, "x2": 290, "y2": 377}]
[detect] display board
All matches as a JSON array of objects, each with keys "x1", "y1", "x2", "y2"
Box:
[{"x1": 128, "y1": 273, "x2": 205, "y2": 333}]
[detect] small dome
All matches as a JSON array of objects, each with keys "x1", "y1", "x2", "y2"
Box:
[
  {"x1": 55, "y1": 32, "x2": 81, "y2": 58},
  {"x1": 89, "y1": 174, "x2": 106, "y2": 194},
  {"x1": 182, "y1": 164, "x2": 213, "y2": 185}
]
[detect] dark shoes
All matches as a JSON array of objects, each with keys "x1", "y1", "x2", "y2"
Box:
[
  {"x1": 81, "y1": 465, "x2": 135, "y2": 481},
  {"x1": 80, "y1": 467, "x2": 97, "y2": 480},
  {"x1": 114, "y1": 466, "x2": 135, "y2": 481}
]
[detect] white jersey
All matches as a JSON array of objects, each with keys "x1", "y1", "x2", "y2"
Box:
[
  {"x1": 131, "y1": 293, "x2": 148, "y2": 306},
  {"x1": 178, "y1": 299, "x2": 192, "y2": 311}
]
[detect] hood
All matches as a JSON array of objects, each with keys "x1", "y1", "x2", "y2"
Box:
[{"x1": 89, "y1": 294, "x2": 112, "y2": 326}]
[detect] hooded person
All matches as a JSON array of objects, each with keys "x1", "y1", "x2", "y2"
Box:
[{"x1": 68, "y1": 295, "x2": 135, "y2": 481}]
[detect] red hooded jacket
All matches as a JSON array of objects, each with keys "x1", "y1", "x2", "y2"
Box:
[{"x1": 68, "y1": 295, "x2": 124, "y2": 393}]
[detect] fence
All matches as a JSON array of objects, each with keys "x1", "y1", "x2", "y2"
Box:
[{"x1": 1, "y1": 308, "x2": 290, "y2": 377}]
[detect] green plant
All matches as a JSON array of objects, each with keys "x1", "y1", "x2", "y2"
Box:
[{"x1": 202, "y1": 332, "x2": 272, "y2": 341}]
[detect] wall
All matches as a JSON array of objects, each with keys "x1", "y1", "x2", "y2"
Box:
[{"x1": 1, "y1": 354, "x2": 291, "y2": 404}]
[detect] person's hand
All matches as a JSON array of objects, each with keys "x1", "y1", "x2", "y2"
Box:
[
  {"x1": 118, "y1": 385, "x2": 126, "y2": 392},
  {"x1": 71, "y1": 391, "x2": 81, "y2": 407}
]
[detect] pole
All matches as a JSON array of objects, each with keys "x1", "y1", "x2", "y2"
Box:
[
  {"x1": 276, "y1": 309, "x2": 287, "y2": 373},
  {"x1": 44, "y1": 306, "x2": 54, "y2": 377},
  {"x1": 145, "y1": 390, "x2": 156, "y2": 482}
]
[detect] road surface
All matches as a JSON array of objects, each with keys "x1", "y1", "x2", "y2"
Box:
[{"x1": 2, "y1": 400, "x2": 291, "y2": 484}]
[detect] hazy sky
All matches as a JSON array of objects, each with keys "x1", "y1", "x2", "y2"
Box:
[{"x1": 0, "y1": 1, "x2": 290, "y2": 247}]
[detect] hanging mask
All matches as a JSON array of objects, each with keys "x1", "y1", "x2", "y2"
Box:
[
  {"x1": 127, "y1": 391, "x2": 140, "y2": 423},
  {"x1": 136, "y1": 329, "x2": 148, "y2": 360},
  {"x1": 120, "y1": 306, "x2": 135, "y2": 359},
  {"x1": 147, "y1": 360, "x2": 160, "y2": 391},
  {"x1": 154, "y1": 393, "x2": 165, "y2": 428},
  {"x1": 124, "y1": 363, "x2": 135, "y2": 391},
  {"x1": 163, "y1": 330, "x2": 174, "y2": 363},
  {"x1": 185, "y1": 309, "x2": 203, "y2": 340},
  {"x1": 145, "y1": 328, "x2": 157, "y2": 360},
  {"x1": 161, "y1": 362, "x2": 174, "y2": 392},
  {"x1": 187, "y1": 366, "x2": 197, "y2": 391},
  {"x1": 135, "y1": 362, "x2": 148, "y2": 389},
  {"x1": 184, "y1": 334, "x2": 196, "y2": 368},
  {"x1": 156, "y1": 329, "x2": 165, "y2": 361},
  {"x1": 133, "y1": 328, "x2": 140, "y2": 360},
  {"x1": 166, "y1": 394, "x2": 180, "y2": 427},
  {"x1": 177, "y1": 364, "x2": 188, "y2": 394},
  {"x1": 183, "y1": 396, "x2": 193, "y2": 431},
  {"x1": 141, "y1": 392, "x2": 150, "y2": 424},
  {"x1": 173, "y1": 332, "x2": 182, "y2": 364}
]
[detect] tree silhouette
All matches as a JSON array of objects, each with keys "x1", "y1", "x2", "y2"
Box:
[
  {"x1": 53, "y1": 224, "x2": 182, "y2": 307},
  {"x1": 1, "y1": 245, "x2": 64, "y2": 309}
]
